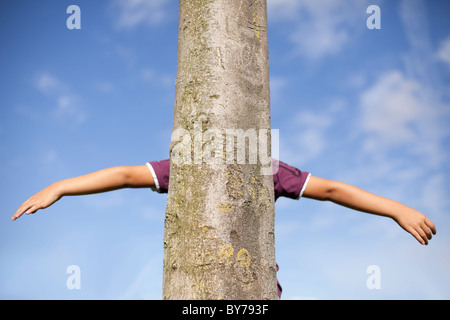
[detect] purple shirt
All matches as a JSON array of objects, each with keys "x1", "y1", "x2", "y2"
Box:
[
  {"x1": 146, "y1": 159, "x2": 310, "y2": 201},
  {"x1": 146, "y1": 159, "x2": 311, "y2": 299}
]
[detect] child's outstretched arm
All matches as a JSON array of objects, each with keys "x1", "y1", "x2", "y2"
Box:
[
  {"x1": 11, "y1": 166, "x2": 154, "y2": 221},
  {"x1": 303, "y1": 176, "x2": 437, "y2": 245}
]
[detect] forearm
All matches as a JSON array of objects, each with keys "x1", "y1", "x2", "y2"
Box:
[
  {"x1": 12, "y1": 165, "x2": 153, "y2": 221},
  {"x1": 304, "y1": 177, "x2": 436, "y2": 244},
  {"x1": 54, "y1": 166, "x2": 129, "y2": 197},
  {"x1": 326, "y1": 181, "x2": 408, "y2": 220}
]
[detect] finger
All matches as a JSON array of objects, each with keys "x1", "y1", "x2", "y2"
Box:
[
  {"x1": 26, "y1": 205, "x2": 40, "y2": 215},
  {"x1": 409, "y1": 228, "x2": 426, "y2": 245},
  {"x1": 12, "y1": 203, "x2": 33, "y2": 221},
  {"x1": 421, "y1": 223, "x2": 433, "y2": 241},
  {"x1": 416, "y1": 227, "x2": 429, "y2": 245},
  {"x1": 425, "y1": 218, "x2": 437, "y2": 235},
  {"x1": 423, "y1": 225, "x2": 433, "y2": 240}
]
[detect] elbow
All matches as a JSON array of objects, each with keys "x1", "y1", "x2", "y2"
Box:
[
  {"x1": 303, "y1": 177, "x2": 340, "y2": 202},
  {"x1": 304, "y1": 177, "x2": 353, "y2": 205},
  {"x1": 318, "y1": 191, "x2": 334, "y2": 202},
  {"x1": 319, "y1": 180, "x2": 340, "y2": 202},
  {"x1": 117, "y1": 166, "x2": 133, "y2": 188},
  {"x1": 121, "y1": 165, "x2": 152, "y2": 188}
]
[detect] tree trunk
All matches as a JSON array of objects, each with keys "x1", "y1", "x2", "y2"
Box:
[{"x1": 163, "y1": 0, "x2": 276, "y2": 300}]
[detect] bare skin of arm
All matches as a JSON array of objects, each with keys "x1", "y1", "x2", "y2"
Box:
[
  {"x1": 11, "y1": 165, "x2": 154, "y2": 221},
  {"x1": 12, "y1": 167, "x2": 437, "y2": 246},
  {"x1": 303, "y1": 176, "x2": 437, "y2": 245}
]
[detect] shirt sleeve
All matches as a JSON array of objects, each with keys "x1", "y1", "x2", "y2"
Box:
[
  {"x1": 146, "y1": 158, "x2": 310, "y2": 200},
  {"x1": 146, "y1": 159, "x2": 170, "y2": 194},
  {"x1": 273, "y1": 159, "x2": 311, "y2": 201}
]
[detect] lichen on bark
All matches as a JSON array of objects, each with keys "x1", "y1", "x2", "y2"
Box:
[{"x1": 163, "y1": 0, "x2": 276, "y2": 300}]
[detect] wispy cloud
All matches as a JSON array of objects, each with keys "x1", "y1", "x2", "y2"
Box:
[
  {"x1": 359, "y1": 71, "x2": 427, "y2": 149},
  {"x1": 268, "y1": 0, "x2": 370, "y2": 61},
  {"x1": 354, "y1": 68, "x2": 449, "y2": 211},
  {"x1": 292, "y1": 111, "x2": 333, "y2": 164},
  {"x1": 34, "y1": 72, "x2": 88, "y2": 128},
  {"x1": 94, "y1": 81, "x2": 115, "y2": 94},
  {"x1": 111, "y1": 0, "x2": 171, "y2": 30},
  {"x1": 141, "y1": 67, "x2": 174, "y2": 88},
  {"x1": 280, "y1": 100, "x2": 345, "y2": 167},
  {"x1": 267, "y1": 0, "x2": 302, "y2": 20},
  {"x1": 356, "y1": 0, "x2": 450, "y2": 171},
  {"x1": 399, "y1": 0, "x2": 446, "y2": 102},
  {"x1": 436, "y1": 36, "x2": 450, "y2": 67}
]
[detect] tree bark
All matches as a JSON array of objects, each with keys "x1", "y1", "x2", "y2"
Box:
[{"x1": 163, "y1": 0, "x2": 276, "y2": 300}]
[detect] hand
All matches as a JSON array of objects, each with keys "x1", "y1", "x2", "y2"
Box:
[
  {"x1": 393, "y1": 209, "x2": 437, "y2": 245},
  {"x1": 12, "y1": 183, "x2": 62, "y2": 221}
]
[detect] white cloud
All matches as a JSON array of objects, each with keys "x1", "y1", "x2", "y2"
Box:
[
  {"x1": 285, "y1": 108, "x2": 335, "y2": 165},
  {"x1": 269, "y1": 76, "x2": 288, "y2": 105},
  {"x1": 141, "y1": 67, "x2": 174, "y2": 88},
  {"x1": 95, "y1": 81, "x2": 114, "y2": 94},
  {"x1": 111, "y1": 0, "x2": 170, "y2": 30},
  {"x1": 268, "y1": 0, "x2": 370, "y2": 61},
  {"x1": 34, "y1": 72, "x2": 88, "y2": 127},
  {"x1": 267, "y1": 0, "x2": 302, "y2": 20},
  {"x1": 436, "y1": 36, "x2": 450, "y2": 67},
  {"x1": 399, "y1": 0, "x2": 430, "y2": 51},
  {"x1": 360, "y1": 71, "x2": 424, "y2": 148},
  {"x1": 36, "y1": 73, "x2": 59, "y2": 94},
  {"x1": 350, "y1": 67, "x2": 449, "y2": 245},
  {"x1": 358, "y1": 70, "x2": 448, "y2": 170},
  {"x1": 40, "y1": 149, "x2": 59, "y2": 166},
  {"x1": 419, "y1": 173, "x2": 449, "y2": 218}
]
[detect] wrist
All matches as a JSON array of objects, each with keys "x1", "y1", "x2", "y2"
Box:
[
  {"x1": 387, "y1": 203, "x2": 411, "y2": 222},
  {"x1": 51, "y1": 181, "x2": 65, "y2": 198}
]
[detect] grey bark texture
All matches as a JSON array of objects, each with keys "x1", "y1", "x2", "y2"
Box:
[{"x1": 163, "y1": 0, "x2": 276, "y2": 300}]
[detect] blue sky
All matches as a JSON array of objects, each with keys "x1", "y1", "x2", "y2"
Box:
[{"x1": 1, "y1": 0, "x2": 450, "y2": 300}]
